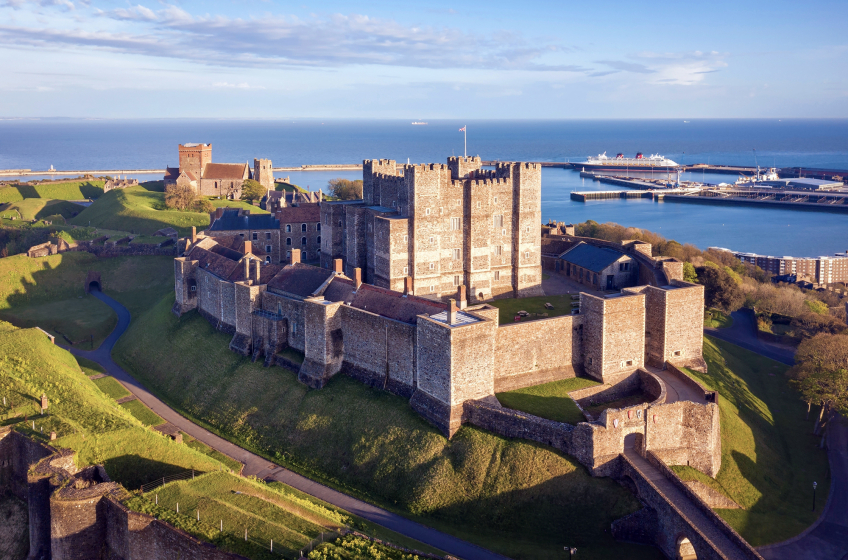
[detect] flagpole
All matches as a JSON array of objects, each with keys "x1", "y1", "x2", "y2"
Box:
[{"x1": 464, "y1": 125, "x2": 467, "y2": 158}]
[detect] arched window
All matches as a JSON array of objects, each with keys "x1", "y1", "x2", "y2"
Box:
[
  {"x1": 286, "y1": 224, "x2": 291, "y2": 233},
  {"x1": 301, "y1": 237, "x2": 307, "y2": 245},
  {"x1": 317, "y1": 236, "x2": 321, "y2": 244},
  {"x1": 302, "y1": 251, "x2": 307, "y2": 260},
  {"x1": 286, "y1": 238, "x2": 292, "y2": 246},
  {"x1": 317, "y1": 223, "x2": 321, "y2": 232},
  {"x1": 301, "y1": 223, "x2": 307, "y2": 232}
]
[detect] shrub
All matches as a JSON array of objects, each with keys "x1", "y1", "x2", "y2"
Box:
[
  {"x1": 164, "y1": 184, "x2": 196, "y2": 211},
  {"x1": 327, "y1": 179, "x2": 363, "y2": 201},
  {"x1": 240, "y1": 179, "x2": 266, "y2": 204}
]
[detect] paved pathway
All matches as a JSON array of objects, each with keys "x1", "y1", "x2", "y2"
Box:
[
  {"x1": 648, "y1": 366, "x2": 707, "y2": 405},
  {"x1": 71, "y1": 289, "x2": 509, "y2": 560},
  {"x1": 760, "y1": 418, "x2": 848, "y2": 560},
  {"x1": 623, "y1": 449, "x2": 755, "y2": 560},
  {"x1": 704, "y1": 309, "x2": 795, "y2": 366}
]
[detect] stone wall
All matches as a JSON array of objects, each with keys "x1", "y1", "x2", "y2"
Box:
[
  {"x1": 462, "y1": 398, "x2": 574, "y2": 455},
  {"x1": 493, "y1": 314, "x2": 584, "y2": 392},
  {"x1": 581, "y1": 292, "x2": 646, "y2": 383}
]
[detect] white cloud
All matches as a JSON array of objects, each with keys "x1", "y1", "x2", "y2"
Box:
[{"x1": 213, "y1": 82, "x2": 264, "y2": 89}]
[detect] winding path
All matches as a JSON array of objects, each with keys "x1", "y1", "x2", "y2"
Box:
[{"x1": 71, "y1": 289, "x2": 509, "y2": 560}]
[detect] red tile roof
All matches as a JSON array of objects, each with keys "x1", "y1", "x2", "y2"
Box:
[
  {"x1": 266, "y1": 263, "x2": 335, "y2": 298},
  {"x1": 202, "y1": 163, "x2": 249, "y2": 180},
  {"x1": 275, "y1": 204, "x2": 321, "y2": 224}
]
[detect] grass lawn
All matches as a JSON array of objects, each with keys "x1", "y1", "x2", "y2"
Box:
[
  {"x1": 92, "y1": 376, "x2": 131, "y2": 400},
  {"x1": 582, "y1": 392, "x2": 651, "y2": 418},
  {"x1": 120, "y1": 399, "x2": 165, "y2": 427},
  {"x1": 0, "y1": 321, "x2": 227, "y2": 490},
  {"x1": 209, "y1": 199, "x2": 270, "y2": 214},
  {"x1": 488, "y1": 293, "x2": 577, "y2": 324},
  {"x1": 0, "y1": 199, "x2": 86, "y2": 221},
  {"x1": 0, "y1": 294, "x2": 116, "y2": 349},
  {"x1": 75, "y1": 355, "x2": 105, "y2": 377},
  {"x1": 672, "y1": 336, "x2": 831, "y2": 546},
  {"x1": 70, "y1": 185, "x2": 209, "y2": 235},
  {"x1": 0, "y1": 180, "x2": 104, "y2": 202},
  {"x1": 496, "y1": 377, "x2": 599, "y2": 424},
  {"x1": 704, "y1": 308, "x2": 733, "y2": 329},
  {"x1": 113, "y1": 294, "x2": 661, "y2": 560},
  {"x1": 183, "y1": 434, "x2": 243, "y2": 472}
]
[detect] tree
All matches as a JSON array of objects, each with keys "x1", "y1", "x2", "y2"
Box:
[
  {"x1": 696, "y1": 266, "x2": 744, "y2": 313},
  {"x1": 240, "y1": 179, "x2": 266, "y2": 204},
  {"x1": 164, "y1": 184, "x2": 196, "y2": 211},
  {"x1": 327, "y1": 178, "x2": 363, "y2": 201},
  {"x1": 191, "y1": 198, "x2": 214, "y2": 214},
  {"x1": 790, "y1": 334, "x2": 848, "y2": 433},
  {"x1": 683, "y1": 262, "x2": 698, "y2": 283}
]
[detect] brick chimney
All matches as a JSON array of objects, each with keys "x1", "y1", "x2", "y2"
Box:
[
  {"x1": 457, "y1": 285, "x2": 467, "y2": 309},
  {"x1": 333, "y1": 258, "x2": 344, "y2": 274},
  {"x1": 290, "y1": 248, "x2": 301, "y2": 265},
  {"x1": 191, "y1": 226, "x2": 197, "y2": 244},
  {"x1": 448, "y1": 299, "x2": 458, "y2": 325},
  {"x1": 243, "y1": 240, "x2": 252, "y2": 255},
  {"x1": 216, "y1": 207, "x2": 224, "y2": 220},
  {"x1": 403, "y1": 276, "x2": 413, "y2": 296},
  {"x1": 254, "y1": 260, "x2": 261, "y2": 283},
  {"x1": 243, "y1": 258, "x2": 250, "y2": 283},
  {"x1": 354, "y1": 268, "x2": 362, "y2": 290}
]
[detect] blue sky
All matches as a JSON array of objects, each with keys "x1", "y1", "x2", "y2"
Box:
[{"x1": 1, "y1": 0, "x2": 846, "y2": 118}]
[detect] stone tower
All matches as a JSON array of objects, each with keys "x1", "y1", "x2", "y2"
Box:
[
  {"x1": 254, "y1": 158, "x2": 274, "y2": 190},
  {"x1": 178, "y1": 143, "x2": 212, "y2": 179}
]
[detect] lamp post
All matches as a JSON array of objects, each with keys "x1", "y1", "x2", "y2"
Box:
[{"x1": 813, "y1": 481, "x2": 818, "y2": 511}]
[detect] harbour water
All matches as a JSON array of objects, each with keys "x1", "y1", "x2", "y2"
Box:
[{"x1": 1, "y1": 118, "x2": 846, "y2": 256}]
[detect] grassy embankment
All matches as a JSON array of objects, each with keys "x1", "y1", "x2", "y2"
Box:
[
  {"x1": 704, "y1": 308, "x2": 733, "y2": 329},
  {"x1": 113, "y1": 293, "x2": 661, "y2": 560},
  {"x1": 496, "y1": 378, "x2": 599, "y2": 424},
  {"x1": 0, "y1": 198, "x2": 86, "y2": 223},
  {"x1": 672, "y1": 336, "x2": 830, "y2": 546},
  {"x1": 0, "y1": 180, "x2": 105, "y2": 204},
  {"x1": 70, "y1": 185, "x2": 209, "y2": 236},
  {"x1": 0, "y1": 252, "x2": 174, "y2": 348},
  {"x1": 488, "y1": 293, "x2": 578, "y2": 324}
]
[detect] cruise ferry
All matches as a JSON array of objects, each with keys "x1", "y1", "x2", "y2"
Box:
[{"x1": 579, "y1": 152, "x2": 679, "y2": 171}]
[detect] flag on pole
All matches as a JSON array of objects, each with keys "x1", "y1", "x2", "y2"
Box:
[{"x1": 459, "y1": 127, "x2": 466, "y2": 132}]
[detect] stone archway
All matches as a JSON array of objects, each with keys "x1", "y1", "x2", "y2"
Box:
[
  {"x1": 85, "y1": 271, "x2": 101, "y2": 294},
  {"x1": 676, "y1": 535, "x2": 697, "y2": 560}
]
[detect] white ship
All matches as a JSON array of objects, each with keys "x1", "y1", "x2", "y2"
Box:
[
  {"x1": 411, "y1": 121, "x2": 428, "y2": 125},
  {"x1": 580, "y1": 152, "x2": 679, "y2": 171},
  {"x1": 735, "y1": 167, "x2": 779, "y2": 185}
]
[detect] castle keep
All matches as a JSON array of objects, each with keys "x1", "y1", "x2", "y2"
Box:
[{"x1": 320, "y1": 157, "x2": 544, "y2": 301}]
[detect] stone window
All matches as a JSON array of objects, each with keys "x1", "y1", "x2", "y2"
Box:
[
  {"x1": 453, "y1": 275, "x2": 462, "y2": 286},
  {"x1": 266, "y1": 232, "x2": 271, "y2": 240},
  {"x1": 286, "y1": 238, "x2": 292, "y2": 246},
  {"x1": 429, "y1": 285, "x2": 434, "y2": 292},
  {"x1": 494, "y1": 271, "x2": 500, "y2": 281},
  {"x1": 265, "y1": 256, "x2": 271, "y2": 264},
  {"x1": 501, "y1": 229, "x2": 506, "y2": 236},
  {"x1": 525, "y1": 251, "x2": 530, "y2": 259},
  {"x1": 619, "y1": 262, "x2": 630, "y2": 271},
  {"x1": 239, "y1": 233, "x2": 244, "y2": 237},
  {"x1": 673, "y1": 350, "x2": 683, "y2": 357},
  {"x1": 301, "y1": 237, "x2": 307, "y2": 245},
  {"x1": 286, "y1": 251, "x2": 290, "y2": 259},
  {"x1": 494, "y1": 196, "x2": 498, "y2": 203},
  {"x1": 450, "y1": 218, "x2": 461, "y2": 230},
  {"x1": 494, "y1": 245, "x2": 502, "y2": 256},
  {"x1": 303, "y1": 251, "x2": 308, "y2": 260},
  {"x1": 286, "y1": 224, "x2": 292, "y2": 233},
  {"x1": 453, "y1": 248, "x2": 461, "y2": 260},
  {"x1": 325, "y1": 215, "x2": 329, "y2": 225},
  {"x1": 317, "y1": 223, "x2": 321, "y2": 231},
  {"x1": 302, "y1": 223, "x2": 307, "y2": 232},
  {"x1": 403, "y1": 266, "x2": 409, "y2": 275},
  {"x1": 338, "y1": 220, "x2": 342, "y2": 227},
  {"x1": 266, "y1": 245, "x2": 271, "y2": 253},
  {"x1": 493, "y1": 215, "x2": 503, "y2": 228},
  {"x1": 625, "y1": 360, "x2": 634, "y2": 367},
  {"x1": 429, "y1": 263, "x2": 435, "y2": 270},
  {"x1": 588, "y1": 357, "x2": 593, "y2": 365},
  {"x1": 429, "y1": 236, "x2": 434, "y2": 244},
  {"x1": 425, "y1": 208, "x2": 431, "y2": 216},
  {"x1": 476, "y1": 201, "x2": 481, "y2": 208},
  {"x1": 403, "y1": 235, "x2": 408, "y2": 243},
  {"x1": 252, "y1": 232, "x2": 258, "y2": 240},
  {"x1": 317, "y1": 236, "x2": 321, "y2": 244}
]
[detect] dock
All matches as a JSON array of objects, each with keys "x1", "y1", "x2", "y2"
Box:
[{"x1": 571, "y1": 190, "x2": 656, "y2": 201}]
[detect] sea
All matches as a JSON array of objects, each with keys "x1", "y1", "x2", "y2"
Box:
[{"x1": 1, "y1": 118, "x2": 847, "y2": 257}]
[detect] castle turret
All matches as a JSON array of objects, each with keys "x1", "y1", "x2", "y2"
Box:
[{"x1": 253, "y1": 158, "x2": 274, "y2": 190}]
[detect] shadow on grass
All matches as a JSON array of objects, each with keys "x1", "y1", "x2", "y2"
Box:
[{"x1": 104, "y1": 454, "x2": 204, "y2": 491}]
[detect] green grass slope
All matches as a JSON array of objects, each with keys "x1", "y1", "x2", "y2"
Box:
[
  {"x1": 496, "y1": 377, "x2": 599, "y2": 424},
  {"x1": 70, "y1": 185, "x2": 209, "y2": 235},
  {"x1": 0, "y1": 322, "x2": 225, "y2": 489},
  {"x1": 0, "y1": 199, "x2": 85, "y2": 221},
  {"x1": 0, "y1": 180, "x2": 104, "y2": 201},
  {"x1": 114, "y1": 294, "x2": 661, "y2": 560},
  {"x1": 675, "y1": 336, "x2": 830, "y2": 545}
]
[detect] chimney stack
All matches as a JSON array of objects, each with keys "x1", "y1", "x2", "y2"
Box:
[
  {"x1": 290, "y1": 248, "x2": 301, "y2": 265},
  {"x1": 354, "y1": 268, "x2": 362, "y2": 289},
  {"x1": 216, "y1": 207, "x2": 224, "y2": 219},
  {"x1": 403, "y1": 276, "x2": 413, "y2": 296},
  {"x1": 191, "y1": 226, "x2": 197, "y2": 244},
  {"x1": 254, "y1": 260, "x2": 261, "y2": 283},
  {"x1": 448, "y1": 299, "x2": 458, "y2": 325},
  {"x1": 333, "y1": 258, "x2": 344, "y2": 274},
  {"x1": 457, "y1": 285, "x2": 467, "y2": 309},
  {"x1": 243, "y1": 258, "x2": 250, "y2": 283},
  {"x1": 243, "y1": 240, "x2": 252, "y2": 255}
]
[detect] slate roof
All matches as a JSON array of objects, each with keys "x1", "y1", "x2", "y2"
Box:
[
  {"x1": 560, "y1": 242, "x2": 626, "y2": 273},
  {"x1": 189, "y1": 247, "x2": 240, "y2": 280},
  {"x1": 347, "y1": 284, "x2": 445, "y2": 324},
  {"x1": 275, "y1": 204, "x2": 321, "y2": 224},
  {"x1": 202, "y1": 163, "x2": 249, "y2": 180},
  {"x1": 164, "y1": 167, "x2": 180, "y2": 182},
  {"x1": 266, "y1": 263, "x2": 336, "y2": 298},
  {"x1": 227, "y1": 262, "x2": 284, "y2": 284},
  {"x1": 208, "y1": 210, "x2": 280, "y2": 232},
  {"x1": 322, "y1": 277, "x2": 356, "y2": 303}
]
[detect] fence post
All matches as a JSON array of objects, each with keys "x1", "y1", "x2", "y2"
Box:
[
  {"x1": 155, "y1": 494, "x2": 158, "y2": 505},
  {"x1": 176, "y1": 502, "x2": 179, "y2": 514},
  {"x1": 220, "y1": 519, "x2": 223, "y2": 532},
  {"x1": 245, "y1": 528, "x2": 247, "y2": 541},
  {"x1": 197, "y1": 510, "x2": 199, "y2": 521},
  {"x1": 271, "y1": 539, "x2": 273, "y2": 552}
]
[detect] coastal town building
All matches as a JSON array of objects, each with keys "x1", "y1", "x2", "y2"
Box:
[
  {"x1": 558, "y1": 242, "x2": 637, "y2": 290},
  {"x1": 320, "y1": 157, "x2": 544, "y2": 302},
  {"x1": 262, "y1": 189, "x2": 323, "y2": 212},
  {"x1": 713, "y1": 248, "x2": 848, "y2": 285},
  {"x1": 103, "y1": 176, "x2": 138, "y2": 192},
  {"x1": 164, "y1": 143, "x2": 273, "y2": 200},
  {"x1": 207, "y1": 208, "x2": 281, "y2": 264}
]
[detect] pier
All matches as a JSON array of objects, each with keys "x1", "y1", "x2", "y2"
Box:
[{"x1": 570, "y1": 190, "x2": 655, "y2": 201}]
